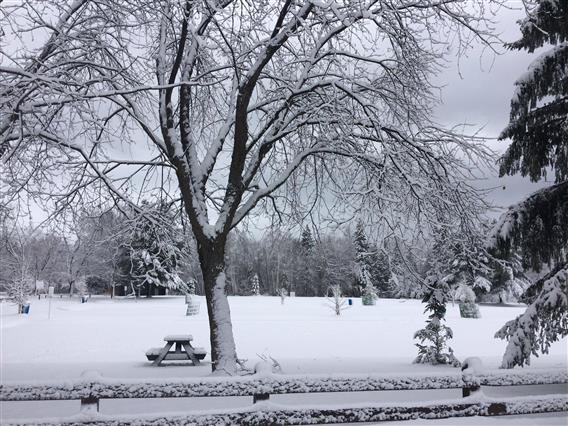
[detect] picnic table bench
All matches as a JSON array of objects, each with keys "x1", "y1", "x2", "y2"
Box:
[{"x1": 146, "y1": 335, "x2": 206, "y2": 366}]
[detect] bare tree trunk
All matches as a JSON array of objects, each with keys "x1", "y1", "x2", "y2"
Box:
[{"x1": 197, "y1": 239, "x2": 238, "y2": 374}]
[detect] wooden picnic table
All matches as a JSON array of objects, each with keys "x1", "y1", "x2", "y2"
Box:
[{"x1": 146, "y1": 335, "x2": 206, "y2": 366}]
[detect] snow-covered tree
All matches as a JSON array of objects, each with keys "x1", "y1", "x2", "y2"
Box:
[
  {"x1": 373, "y1": 248, "x2": 394, "y2": 298},
  {"x1": 250, "y1": 273, "x2": 260, "y2": 296},
  {"x1": 495, "y1": 264, "x2": 567, "y2": 368},
  {"x1": 186, "y1": 278, "x2": 197, "y2": 295},
  {"x1": 116, "y1": 202, "x2": 189, "y2": 297},
  {"x1": 491, "y1": 0, "x2": 567, "y2": 368},
  {"x1": 327, "y1": 284, "x2": 347, "y2": 316},
  {"x1": 414, "y1": 276, "x2": 461, "y2": 367},
  {"x1": 423, "y1": 220, "x2": 492, "y2": 302},
  {"x1": 297, "y1": 226, "x2": 318, "y2": 296},
  {"x1": 498, "y1": 0, "x2": 568, "y2": 185},
  {"x1": 2, "y1": 0, "x2": 504, "y2": 373},
  {"x1": 279, "y1": 288, "x2": 287, "y2": 305},
  {"x1": 353, "y1": 221, "x2": 378, "y2": 302},
  {"x1": 455, "y1": 284, "x2": 480, "y2": 319},
  {"x1": 301, "y1": 227, "x2": 316, "y2": 254},
  {"x1": 5, "y1": 277, "x2": 33, "y2": 314}
]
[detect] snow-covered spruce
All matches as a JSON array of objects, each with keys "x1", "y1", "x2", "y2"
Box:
[
  {"x1": 250, "y1": 273, "x2": 260, "y2": 296},
  {"x1": 487, "y1": 182, "x2": 568, "y2": 273},
  {"x1": 499, "y1": 0, "x2": 568, "y2": 184},
  {"x1": 414, "y1": 277, "x2": 460, "y2": 367},
  {"x1": 495, "y1": 264, "x2": 568, "y2": 368},
  {"x1": 352, "y1": 221, "x2": 383, "y2": 302},
  {"x1": 490, "y1": 0, "x2": 567, "y2": 366},
  {"x1": 116, "y1": 202, "x2": 190, "y2": 296}
]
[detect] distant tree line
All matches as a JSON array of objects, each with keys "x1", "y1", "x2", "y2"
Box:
[{"x1": 0, "y1": 202, "x2": 537, "y2": 304}]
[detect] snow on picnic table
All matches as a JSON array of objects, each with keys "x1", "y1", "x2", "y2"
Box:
[{"x1": 1, "y1": 296, "x2": 566, "y2": 422}]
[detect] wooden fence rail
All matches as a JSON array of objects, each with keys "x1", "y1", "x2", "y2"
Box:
[{"x1": 1, "y1": 368, "x2": 567, "y2": 425}]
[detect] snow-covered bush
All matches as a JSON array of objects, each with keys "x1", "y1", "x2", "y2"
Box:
[
  {"x1": 455, "y1": 285, "x2": 480, "y2": 319},
  {"x1": 414, "y1": 278, "x2": 460, "y2": 367},
  {"x1": 361, "y1": 282, "x2": 378, "y2": 306}
]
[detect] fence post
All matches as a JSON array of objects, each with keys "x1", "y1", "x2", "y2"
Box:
[
  {"x1": 461, "y1": 357, "x2": 482, "y2": 398},
  {"x1": 462, "y1": 383, "x2": 480, "y2": 398},
  {"x1": 253, "y1": 393, "x2": 270, "y2": 404},
  {"x1": 80, "y1": 396, "x2": 100, "y2": 413},
  {"x1": 80, "y1": 370, "x2": 102, "y2": 414}
]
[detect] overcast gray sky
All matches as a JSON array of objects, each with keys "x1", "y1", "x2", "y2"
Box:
[{"x1": 434, "y1": 3, "x2": 552, "y2": 213}]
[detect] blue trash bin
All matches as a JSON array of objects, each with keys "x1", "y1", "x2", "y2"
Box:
[
  {"x1": 348, "y1": 299, "x2": 353, "y2": 306},
  {"x1": 23, "y1": 304, "x2": 30, "y2": 314}
]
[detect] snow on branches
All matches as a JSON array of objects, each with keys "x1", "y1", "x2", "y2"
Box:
[
  {"x1": 414, "y1": 277, "x2": 461, "y2": 367},
  {"x1": 496, "y1": 264, "x2": 568, "y2": 368},
  {"x1": 116, "y1": 202, "x2": 189, "y2": 295},
  {"x1": 488, "y1": 181, "x2": 568, "y2": 272}
]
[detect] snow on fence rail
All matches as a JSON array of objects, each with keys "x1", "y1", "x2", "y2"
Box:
[
  {"x1": 1, "y1": 369, "x2": 567, "y2": 425},
  {"x1": 9, "y1": 395, "x2": 568, "y2": 426}
]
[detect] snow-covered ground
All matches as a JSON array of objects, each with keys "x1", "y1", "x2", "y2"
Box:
[{"x1": 1, "y1": 296, "x2": 566, "y2": 423}]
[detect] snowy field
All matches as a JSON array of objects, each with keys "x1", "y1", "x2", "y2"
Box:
[{"x1": 1, "y1": 296, "x2": 567, "y2": 423}]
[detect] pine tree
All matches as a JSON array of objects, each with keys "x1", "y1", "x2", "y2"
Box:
[
  {"x1": 186, "y1": 278, "x2": 196, "y2": 295},
  {"x1": 250, "y1": 273, "x2": 260, "y2": 296},
  {"x1": 492, "y1": 0, "x2": 568, "y2": 368},
  {"x1": 498, "y1": 0, "x2": 568, "y2": 183},
  {"x1": 353, "y1": 221, "x2": 378, "y2": 303},
  {"x1": 301, "y1": 226, "x2": 315, "y2": 254},
  {"x1": 372, "y1": 248, "x2": 393, "y2": 298},
  {"x1": 116, "y1": 202, "x2": 189, "y2": 296},
  {"x1": 496, "y1": 264, "x2": 567, "y2": 368},
  {"x1": 414, "y1": 276, "x2": 461, "y2": 367},
  {"x1": 297, "y1": 226, "x2": 317, "y2": 296}
]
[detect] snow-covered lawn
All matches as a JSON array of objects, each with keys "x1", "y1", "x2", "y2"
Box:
[{"x1": 1, "y1": 296, "x2": 566, "y2": 423}]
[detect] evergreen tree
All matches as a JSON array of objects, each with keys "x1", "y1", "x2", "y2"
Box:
[
  {"x1": 498, "y1": 0, "x2": 568, "y2": 184},
  {"x1": 297, "y1": 226, "x2": 317, "y2": 296},
  {"x1": 301, "y1": 226, "x2": 315, "y2": 253},
  {"x1": 492, "y1": 0, "x2": 568, "y2": 367},
  {"x1": 116, "y1": 202, "x2": 188, "y2": 296},
  {"x1": 250, "y1": 273, "x2": 260, "y2": 296},
  {"x1": 496, "y1": 264, "x2": 567, "y2": 368},
  {"x1": 353, "y1": 221, "x2": 378, "y2": 301},
  {"x1": 414, "y1": 275, "x2": 461, "y2": 367},
  {"x1": 372, "y1": 248, "x2": 393, "y2": 298},
  {"x1": 186, "y1": 278, "x2": 196, "y2": 295}
]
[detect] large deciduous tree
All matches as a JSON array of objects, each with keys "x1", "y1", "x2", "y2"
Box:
[
  {"x1": 491, "y1": 0, "x2": 567, "y2": 368},
  {"x1": 2, "y1": 0, "x2": 500, "y2": 373}
]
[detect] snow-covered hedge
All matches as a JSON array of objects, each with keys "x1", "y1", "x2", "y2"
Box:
[
  {"x1": 7, "y1": 395, "x2": 568, "y2": 426},
  {"x1": 2, "y1": 369, "x2": 567, "y2": 402},
  {"x1": 0, "y1": 372, "x2": 466, "y2": 401}
]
